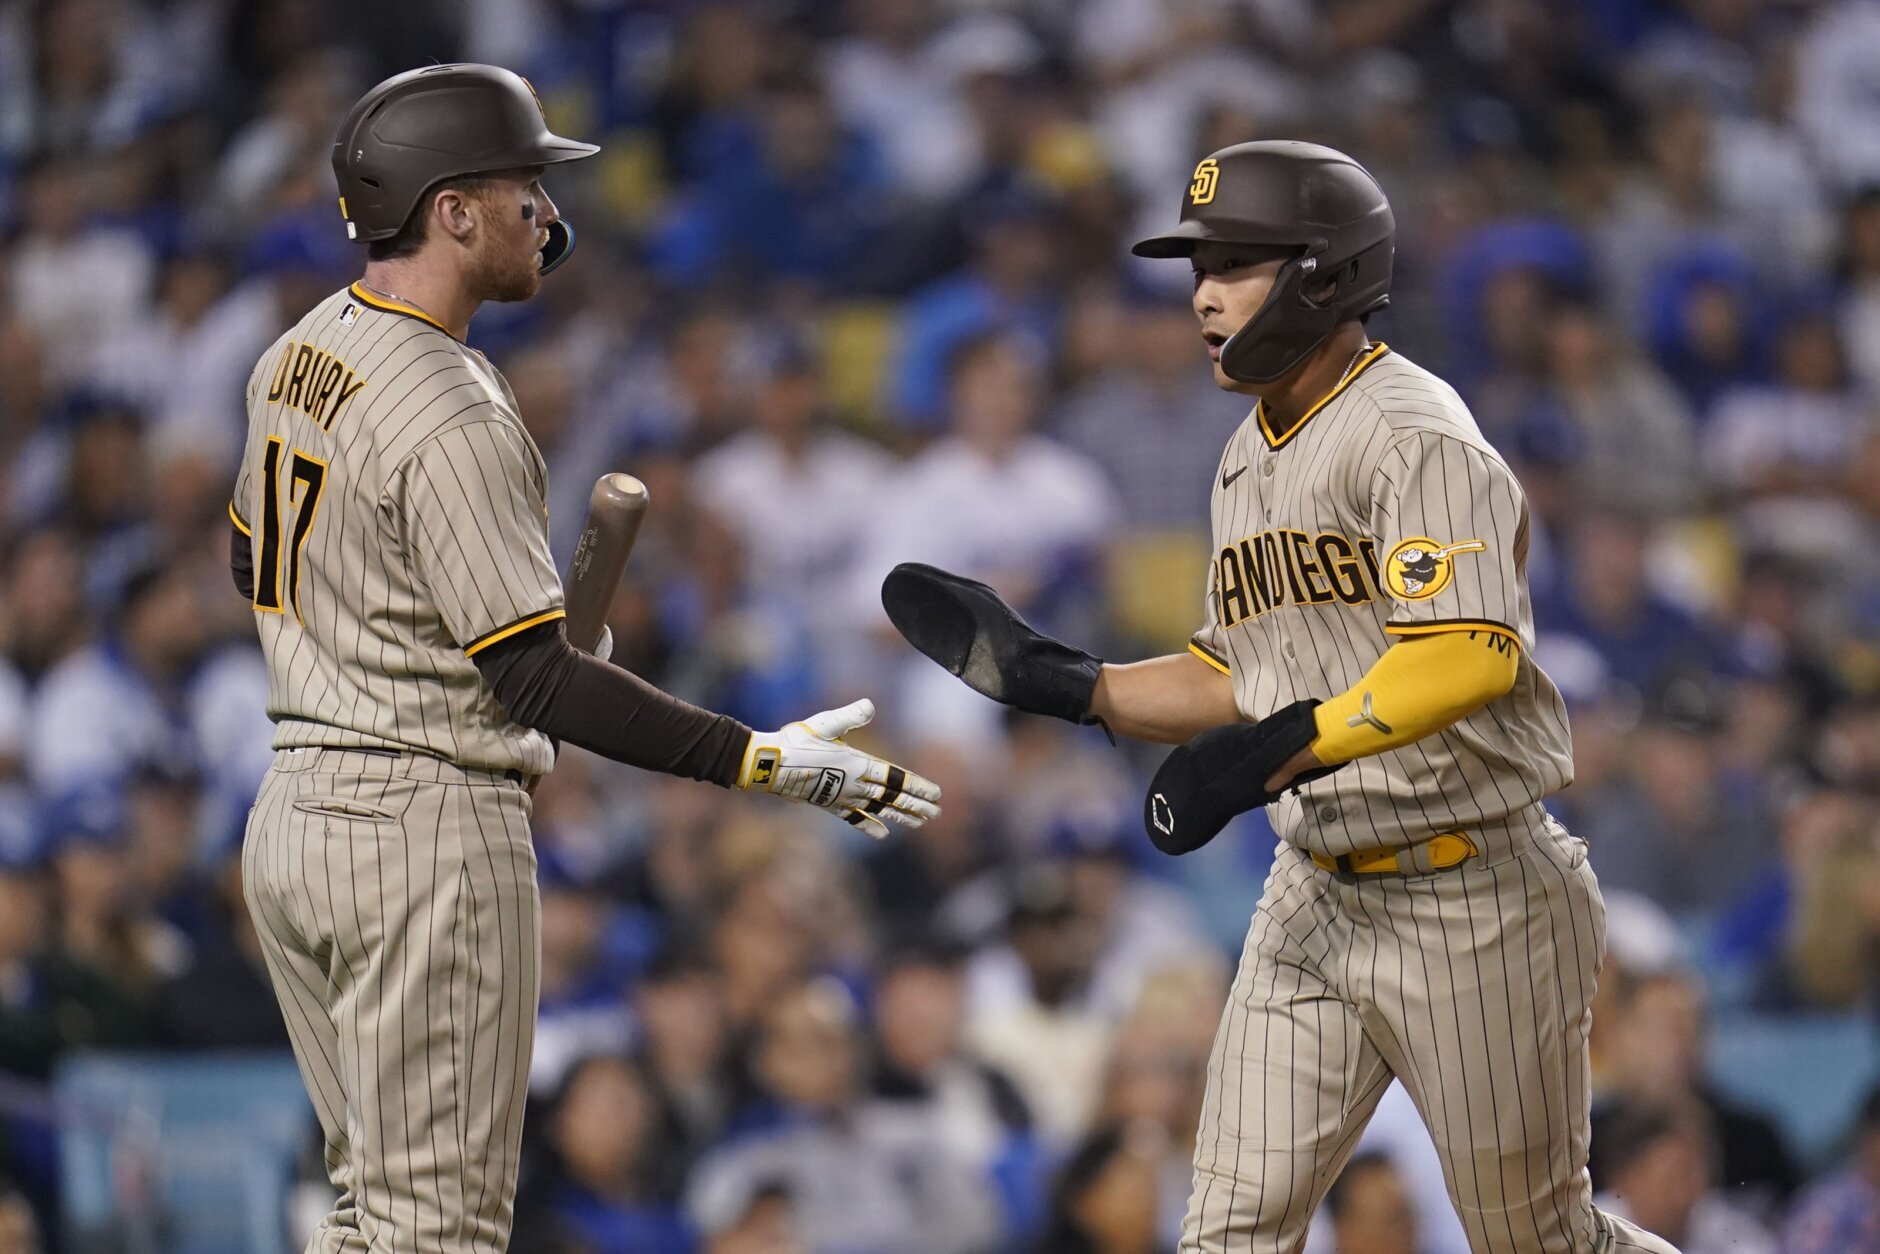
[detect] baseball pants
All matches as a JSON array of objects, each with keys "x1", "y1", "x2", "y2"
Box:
[
  {"x1": 243, "y1": 748, "x2": 540, "y2": 1253},
  {"x1": 1181, "y1": 809, "x2": 1681, "y2": 1254}
]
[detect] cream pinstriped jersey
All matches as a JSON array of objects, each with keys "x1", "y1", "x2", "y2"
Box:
[
  {"x1": 1189, "y1": 344, "x2": 1572, "y2": 856},
  {"x1": 231, "y1": 284, "x2": 562, "y2": 775}
]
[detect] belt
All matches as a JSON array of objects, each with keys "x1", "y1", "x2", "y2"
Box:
[
  {"x1": 281, "y1": 746, "x2": 525, "y2": 786},
  {"x1": 353, "y1": 747, "x2": 526, "y2": 785},
  {"x1": 1311, "y1": 831, "x2": 1479, "y2": 879}
]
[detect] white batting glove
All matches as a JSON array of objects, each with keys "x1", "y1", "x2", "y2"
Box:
[
  {"x1": 737, "y1": 699, "x2": 942, "y2": 839},
  {"x1": 593, "y1": 625, "x2": 614, "y2": 663}
]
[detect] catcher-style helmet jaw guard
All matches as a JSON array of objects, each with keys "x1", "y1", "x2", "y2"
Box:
[{"x1": 1218, "y1": 236, "x2": 1394, "y2": 384}]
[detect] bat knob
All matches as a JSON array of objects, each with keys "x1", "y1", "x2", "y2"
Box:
[{"x1": 592, "y1": 473, "x2": 648, "y2": 511}]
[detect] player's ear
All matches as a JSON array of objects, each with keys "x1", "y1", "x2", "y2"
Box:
[{"x1": 432, "y1": 186, "x2": 481, "y2": 246}]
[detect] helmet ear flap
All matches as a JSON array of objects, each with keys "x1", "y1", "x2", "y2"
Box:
[{"x1": 1303, "y1": 259, "x2": 1358, "y2": 309}]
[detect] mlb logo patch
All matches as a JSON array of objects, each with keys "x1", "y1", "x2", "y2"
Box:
[{"x1": 339, "y1": 303, "x2": 359, "y2": 327}]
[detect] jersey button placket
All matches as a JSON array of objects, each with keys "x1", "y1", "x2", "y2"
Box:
[{"x1": 1318, "y1": 804, "x2": 1340, "y2": 823}]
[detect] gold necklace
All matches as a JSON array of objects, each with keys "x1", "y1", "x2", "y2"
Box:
[
  {"x1": 361, "y1": 281, "x2": 437, "y2": 319},
  {"x1": 1260, "y1": 341, "x2": 1372, "y2": 439}
]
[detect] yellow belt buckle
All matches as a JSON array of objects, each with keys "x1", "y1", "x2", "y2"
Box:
[
  {"x1": 1412, "y1": 831, "x2": 1479, "y2": 873},
  {"x1": 1314, "y1": 832, "x2": 1479, "y2": 878}
]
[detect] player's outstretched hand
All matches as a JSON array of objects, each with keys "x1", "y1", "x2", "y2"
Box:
[
  {"x1": 737, "y1": 699, "x2": 941, "y2": 839},
  {"x1": 881, "y1": 563, "x2": 1103, "y2": 726},
  {"x1": 1144, "y1": 700, "x2": 1344, "y2": 855}
]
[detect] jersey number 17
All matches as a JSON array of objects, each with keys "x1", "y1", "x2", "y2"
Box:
[{"x1": 252, "y1": 435, "x2": 329, "y2": 624}]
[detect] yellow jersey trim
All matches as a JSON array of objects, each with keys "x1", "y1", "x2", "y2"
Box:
[
  {"x1": 463, "y1": 608, "x2": 566, "y2": 657},
  {"x1": 228, "y1": 502, "x2": 251, "y2": 536},
  {"x1": 1188, "y1": 639, "x2": 1232, "y2": 675},
  {"x1": 1384, "y1": 619, "x2": 1520, "y2": 647},
  {"x1": 1256, "y1": 342, "x2": 1391, "y2": 451},
  {"x1": 348, "y1": 282, "x2": 454, "y2": 338}
]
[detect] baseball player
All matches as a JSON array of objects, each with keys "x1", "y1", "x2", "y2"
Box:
[
  {"x1": 882, "y1": 142, "x2": 1678, "y2": 1254},
  {"x1": 230, "y1": 64, "x2": 938, "y2": 1253}
]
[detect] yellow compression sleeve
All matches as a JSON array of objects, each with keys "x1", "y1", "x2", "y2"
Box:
[{"x1": 1310, "y1": 629, "x2": 1519, "y2": 765}]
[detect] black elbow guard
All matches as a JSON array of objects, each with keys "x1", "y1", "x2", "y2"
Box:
[{"x1": 1144, "y1": 700, "x2": 1341, "y2": 855}]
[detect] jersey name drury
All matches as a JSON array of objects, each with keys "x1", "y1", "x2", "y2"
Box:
[{"x1": 261, "y1": 337, "x2": 369, "y2": 430}]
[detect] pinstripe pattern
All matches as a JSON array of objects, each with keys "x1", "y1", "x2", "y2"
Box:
[
  {"x1": 235, "y1": 285, "x2": 560, "y2": 1251},
  {"x1": 234, "y1": 287, "x2": 562, "y2": 778},
  {"x1": 1192, "y1": 347, "x2": 1574, "y2": 859},
  {"x1": 1178, "y1": 347, "x2": 1677, "y2": 1253},
  {"x1": 1182, "y1": 822, "x2": 1678, "y2": 1253},
  {"x1": 244, "y1": 749, "x2": 539, "y2": 1252}
]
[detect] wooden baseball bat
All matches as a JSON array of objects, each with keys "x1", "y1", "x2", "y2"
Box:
[{"x1": 563, "y1": 473, "x2": 649, "y2": 653}]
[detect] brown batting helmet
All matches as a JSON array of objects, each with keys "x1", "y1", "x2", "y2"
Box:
[
  {"x1": 332, "y1": 63, "x2": 599, "y2": 273},
  {"x1": 1133, "y1": 141, "x2": 1394, "y2": 384}
]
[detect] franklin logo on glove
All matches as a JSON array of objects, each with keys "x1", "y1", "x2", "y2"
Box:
[
  {"x1": 737, "y1": 699, "x2": 941, "y2": 840},
  {"x1": 810, "y1": 768, "x2": 844, "y2": 808}
]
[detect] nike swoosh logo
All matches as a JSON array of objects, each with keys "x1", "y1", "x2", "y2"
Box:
[{"x1": 1222, "y1": 465, "x2": 1247, "y2": 489}]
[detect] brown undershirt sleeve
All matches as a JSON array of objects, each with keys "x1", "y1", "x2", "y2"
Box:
[
  {"x1": 471, "y1": 619, "x2": 750, "y2": 786},
  {"x1": 230, "y1": 516, "x2": 255, "y2": 602}
]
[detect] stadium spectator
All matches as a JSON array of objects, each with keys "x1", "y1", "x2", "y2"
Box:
[
  {"x1": 965, "y1": 864, "x2": 1109, "y2": 1149},
  {"x1": 152, "y1": 839, "x2": 286, "y2": 1051},
  {"x1": 1594, "y1": 966, "x2": 1799, "y2": 1210},
  {"x1": 665, "y1": 66, "x2": 894, "y2": 292},
  {"x1": 1780, "y1": 787, "x2": 1880, "y2": 1009},
  {"x1": 634, "y1": 948, "x2": 737, "y2": 1171},
  {"x1": 1705, "y1": 312, "x2": 1874, "y2": 568},
  {"x1": 702, "y1": 1180, "x2": 801, "y2": 1254},
  {"x1": 890, "y1": 187, "x2": 1064, "y2": 429},
  {"x1": 694, "y1": 344, "x2": 894, "y2": 692},
  {"x1": 25, "y1": 562, "x2": 211, "y2": 792},
  {"x1": 825, "y1": 0, "x2": 978, "y2": 199},
  {"x1": 1034, "y1": 1121, "x2": 1164, "y2": 1254},
  {"x1": 1535, "y1": 516, "x2": 1721, "y2": 694},
  {"x1": 5, "y1": 156, "x2": 154, "y2": 385},
  {"x1": 514, "y1": 1052, "x2": 695, "y2": 1254},
  {"x1": 1324, "y1": 1152, "x2": 1420, "y2": 1254},
  {"x1": 1839, "y1": 187, "x2": 1880, "y2": 396},
  {"x1": 1302, "y1": 1084, "x2": 1471, "y2": 1254},
  {"x1": 1577, "y1": 670, "x2": 1776, "y2": 914},
  {"x1": 0, "y1": 837, "x2": 54, "y2": 1078},
  {"x1": 1535, "y1": 301, "x2": 1703, "y2": 517},
  {"x1": 1782, "y1": 1081, "x2": 1880, "y2": 1254},
  {"x1": 0, "y1": 1178, "x2": 39, "y2": 1254},
  {"x1": 1591, "y1": 1100, "x2": 1777, "y2": 1254},
  {"x1": 529, "y1": 833, "x2": 636, "y2": 1097},
  {"x1": 687, "y1": 978, "x2": 1000, "y2": 1254},
  {"x1": 860, "y1": 330, "x2": 1115, "y2": 739},
  {"x1": 0, "y1": 530, "x2": 87, "y2": 682},
  {"x1": 1055, "y1": 291, "x2": 1250, "y2": 530}
]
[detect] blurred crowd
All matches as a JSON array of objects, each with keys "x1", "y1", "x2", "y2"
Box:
[{"x1": 2, "y1": 0, "x2": 1880, "y2": 1251}]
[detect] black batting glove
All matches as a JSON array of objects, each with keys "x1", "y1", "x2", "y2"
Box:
[
  {"x1": 1144, "y1": 700, "x2": 1345, "y2": 855},
  {"x1": 881, "y1": 563, "x2": 1104, "y2": 728}
]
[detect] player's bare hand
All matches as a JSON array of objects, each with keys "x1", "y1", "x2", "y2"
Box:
[
  {"x1": 1263, "y1": 743, "x2": 1326, "y2": 793},
  {"x1": 736, "y1": 699, "x2": 941, "y2": 838}
]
